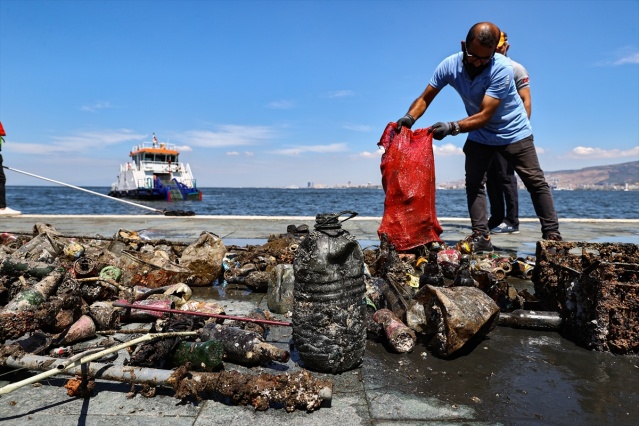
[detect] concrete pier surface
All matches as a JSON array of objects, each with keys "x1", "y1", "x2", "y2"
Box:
[
  {"x1": 2, "y1": 214, "x2": 638, "y2": 251},
  {"x1": 0, "y1": 215, "x2": 638, "y2": 425}
]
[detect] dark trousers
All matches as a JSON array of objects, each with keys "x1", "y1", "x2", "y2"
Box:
[
  {"x1": 463, "y1": 136, "x2": 559, "y2": 236},
  {"x1": 0, "y1": 154, "x2": 5, "y2": 209},
  {"x1": 486, "y1": 152, "x2": 519, "y2": 229}
]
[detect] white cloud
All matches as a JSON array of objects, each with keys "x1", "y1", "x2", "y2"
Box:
[
  {"x1": 9, "y1": 129, "x2": 146, "y2": 154},
  {"x1": 433, "y1": 143, "x2": 463, "y2": 156},
  {"x1": 324, "y1": 90, "x2": 355, "y2": 98},
  {"x1": 175, "y1": 145, "x2": 192, "y2": 152},
  {"x1": 614, "y1": 51, "x2": 639, "y2": 65},
  {"x1": 565, "y1": 145, "x2": 639, "y2": 159},
  {"x1": 226, "y1": 151, "x2": 254, "y2": 157},
  {"x1": 359, "y1": 150, "x2": 382, "y2": 159},
  {"x1": 267, "y1": 100, "x2": 295, "y2": 109},
  {"x1": 179, "y1": 126, "x2": 278, "y2": 148},
  {"x1": 343, "y1": 124, "x2": 372, "y2": 132},
  {"x1": 596, "y1": 47, "x2": 639, "y2": 66},
  {"x1": 271, "y1": 143, "x2": 348, "y2": 156},
  {"x1": 80, "y1": 101, "x2": 112, "y2": 112},
  {"x1": 535, "y1": 146, "x2": 545, "y2": 154},
  {"x1": 9, "y1": 142, "x2": 68, "y2": 155}
]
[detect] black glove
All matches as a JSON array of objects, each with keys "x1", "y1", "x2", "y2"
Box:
[
  {"x1": 429, "y1": 122, "x2": 452, "y2": 140},
  {"x1": 396, "y1": 114, "x2": 415, "y2": 133}
]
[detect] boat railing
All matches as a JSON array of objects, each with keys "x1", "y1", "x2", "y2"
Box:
[
  {"x1": 120, "y1": 161, "x2": 190, "y2": 174},
  {"x1": 178, "y1": 178, "x2": 197, "y2": 188},
  {"x1": 132, "y1": 142, "x2": 178, "y2": 151},
  {"x1": 120, "y1": 162, "x2": 138, "y2": 172},
  {"x1": 139, "y1": 161, "x2": 189, "y2": 173}
]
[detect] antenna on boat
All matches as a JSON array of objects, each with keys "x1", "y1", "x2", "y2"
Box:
[{"x1": 3, "y1": 166, "x2": 195, "y2": 216}]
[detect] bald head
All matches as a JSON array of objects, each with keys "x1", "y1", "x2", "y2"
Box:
[{"x1": 466, "y1": 22, "x2": 501, "y2": 49}]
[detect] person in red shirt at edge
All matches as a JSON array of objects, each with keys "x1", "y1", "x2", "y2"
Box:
[{"x1": 0, "y1": 121, "x2": 22, "y2": 216}]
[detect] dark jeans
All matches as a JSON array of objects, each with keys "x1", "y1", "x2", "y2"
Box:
[
  {"x1": 463, "y1": 136, "x2": 559, "y2": 236},
  {"x1": 0, "y1": 154, "x2": 5, "y2": 209},
  {"x1": 486, "y1": 152, "x2": 519, "y2": 229}
]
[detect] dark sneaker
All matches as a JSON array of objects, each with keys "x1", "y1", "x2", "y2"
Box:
[
  {"x1": 543, "y1": 232, "x2": 563, "y2": 241},
  {"x1": 490, "y1": 223, "x2": 520, "y2": 234},
  {"x1": 464, "y1": 232, "x2": 494, "y2": 253}
]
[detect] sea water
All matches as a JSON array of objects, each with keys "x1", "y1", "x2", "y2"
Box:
[{"x1": 5, "y1": 186, "x2": 639, "y2": 219}]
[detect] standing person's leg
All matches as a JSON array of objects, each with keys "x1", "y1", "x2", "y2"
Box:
[
  {"x1": 501, "y1": 158, "x2": 520, "y2": 228},
  {"x1": 463, "y1": 140, "x2": 495, "y2": 236},
  {"x1": 0, "y1": 154, "x2": 6, "y2": 209},
  {"x1": 486, "y1": 157, "x2": 505, "y2": 230},
  {"x1": 502, "y1": 136, "x2": 560, "y2": 237}
]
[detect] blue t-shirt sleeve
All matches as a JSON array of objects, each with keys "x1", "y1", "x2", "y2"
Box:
[
  {"x1": 486, "y1": 63, "x2": 513, "y2": 100},
  {"x1": 429, "y1": 56, "x2": 454, "y2": 90}
]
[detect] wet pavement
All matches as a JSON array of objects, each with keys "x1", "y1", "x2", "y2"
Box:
[{"x1": 0, "y1": 215, "x2": 638, "y2": 425}]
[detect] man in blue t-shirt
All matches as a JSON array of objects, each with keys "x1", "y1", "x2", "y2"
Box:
[{"x1": 396, "y1": 22, "x2": 561, "y2": 253}]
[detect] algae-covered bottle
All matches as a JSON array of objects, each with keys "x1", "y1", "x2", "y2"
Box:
[
  {"x1": 200, "y1": 323, "x2": 290, "y2": 365},
  {"x1": 3, "y1": 270, "x2": 64, "y2": 312},
  {"x1": 292, "y1": 211, "x2": 367, "y2": 374},
  {"x1": 170, "y1": 340, "x2": 224, "y2": 372}
]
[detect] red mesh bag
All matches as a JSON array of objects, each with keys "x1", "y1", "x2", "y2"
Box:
[{"x1": 377, "y1": 122, "x2": 443, "y2": 250}]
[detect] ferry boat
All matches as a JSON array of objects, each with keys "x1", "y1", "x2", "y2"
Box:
[{"x1": 108, "y1": 134, "x2": 202, "y2": 201}]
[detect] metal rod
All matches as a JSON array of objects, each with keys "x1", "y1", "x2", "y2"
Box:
[
  {"x1": 4, "y1": 353, "x2": 175, "y2": 387},
  {"x1": 112, "y1": 301, "x2": 292, "y2": 327},
  {"x1": 3, "y1": 165, "x2": 163, "y2": 214},
  {"x1": 0, "y1": 331, "x2": 196, "y2": 395}
]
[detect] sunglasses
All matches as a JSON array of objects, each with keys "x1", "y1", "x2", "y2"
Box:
[{"x1": 464, "y1": 46, "x2": 494, "y2": 64}]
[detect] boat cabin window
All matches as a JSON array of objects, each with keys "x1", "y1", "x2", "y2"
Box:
[{"x1": 156, "y1": 154, "x2": 166, "y2": 162}]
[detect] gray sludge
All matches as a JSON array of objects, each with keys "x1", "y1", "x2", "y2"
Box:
[{"x1": 292, "y1": 212, "x2": 367, "y2": 374}]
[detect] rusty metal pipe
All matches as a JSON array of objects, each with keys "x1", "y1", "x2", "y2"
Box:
[{"x1": 1, "y1": 353, "x2": 333, "y2": 410}]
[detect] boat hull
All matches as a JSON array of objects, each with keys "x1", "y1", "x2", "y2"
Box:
[
  {"x1": 108, "y1": 185, "x2": 202, "y2": 202},
  {"x1": 109, "y1": 138, "x2": 203, "y2": 203}
]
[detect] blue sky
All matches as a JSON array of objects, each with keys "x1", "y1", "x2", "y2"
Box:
[{"x1": 1, "y1": 0, "x2": 637, "y2": 188}]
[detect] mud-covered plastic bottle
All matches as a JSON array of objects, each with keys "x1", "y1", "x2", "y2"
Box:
[{"x1": 292, "y1": 211, "x2": 367, "y2": 373}]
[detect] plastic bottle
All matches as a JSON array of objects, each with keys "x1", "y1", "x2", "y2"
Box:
[
  {"x1": 453, "y1": 255, "x2": 478, "y2": 287},
  {"x1": 267, "y1": 263, "x2": 295, "y2": 314},
  {"x1": 419, "y1": 250, "x2": 445, "y2": 288},
  {"x1": 292, "y1": 211, "x2": 367, "y2": 373}
]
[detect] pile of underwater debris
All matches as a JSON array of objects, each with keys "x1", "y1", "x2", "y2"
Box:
[
  {"x1": 0, "y1": 222, "x2": 637, "y2": 411},
  {"x1": 532, "y1": 240, "x2": 639, "y2": 354}
]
